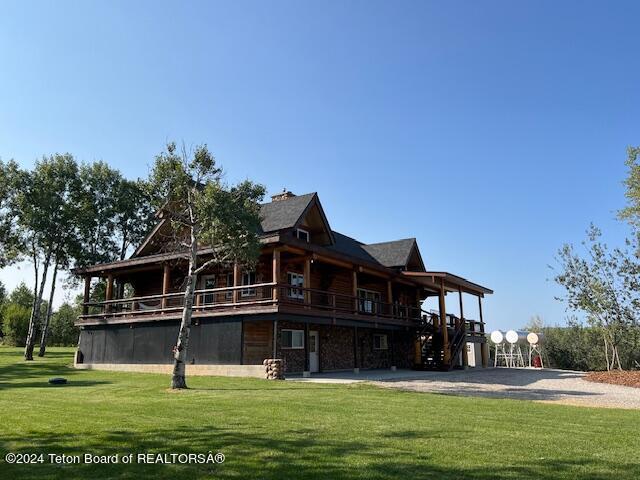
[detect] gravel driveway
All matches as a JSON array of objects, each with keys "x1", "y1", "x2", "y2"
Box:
[{"x1": 291, "y1": 368, "x2": 640, "y2": 409}]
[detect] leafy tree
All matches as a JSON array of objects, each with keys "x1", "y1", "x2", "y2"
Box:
[
  {"x1": 113, "y1": 178, "x2": 156, "y2": 261},
  {"x1": 0, "y1": 159, "x2": 22, "y2": 268},
  {"x1": 554, "y1": 225, "x2": 640, "y2": 370},
  {"x1": 48, "y1": 303, "x2": 80, "y2": 346},
  {"x1": 15, "y1": 154, "x2": 81, "y2": 360},
  {"x1": 149, "y1": 142, "x2": 265, "y2": 389},
  {"x1": 618, "y1": 145, "x2": 640, "y2": 227},
  {"x1": 0, "y1": 280, "x2": 6, "y2": 338},
  {"x1": 74, "y1": 161, "x2": 121, "y2": 266},
  {"x1": 2, "y1": 303, "x2": 31, "y2": 346},
  {"x1": 7, "y1": 282, "x2": 34, "y2": 309}
]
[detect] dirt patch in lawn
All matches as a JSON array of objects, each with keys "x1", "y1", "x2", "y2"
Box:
[{"x1": 585, "y1": 371, "x2": 640, "y2": 388}]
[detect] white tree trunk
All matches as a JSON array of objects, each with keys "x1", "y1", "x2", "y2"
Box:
[
  {"x1": 25, "y1": 253, "x2": 51, "y2": 360},
  {"x1": 38, "y1": 260, "x2": 58, "y2": 357},
  {"x1": 171, "y1": 217, "x2": 198, "y2": 389}
]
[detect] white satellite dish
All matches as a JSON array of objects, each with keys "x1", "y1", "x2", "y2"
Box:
[
  {"x1": 527, "y1": 332, "x2": 543, "y2": 345},
  {"x1": 490, "y1": 330, "x2": 504, "y2": 344},
  {"x1": 506, "y1": 330, "x2": 528, "y2": 344}
]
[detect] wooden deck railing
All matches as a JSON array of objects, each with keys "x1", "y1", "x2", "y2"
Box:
[{"x1": 79, "y1": 283, "x2": 423, "y2": 325}]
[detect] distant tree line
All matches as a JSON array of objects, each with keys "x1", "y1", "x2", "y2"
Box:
[
  {"x1": 524, "y1": 316, "x2": 640, "y2": 371},
  {"x1": 0, "y1": 281, "x2": 79, "y2": 347},
  {"x1": 552, "y1": 146, "x2": 640, "y2": 371}
]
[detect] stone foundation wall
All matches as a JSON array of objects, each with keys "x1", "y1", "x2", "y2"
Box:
[
  {"x1": 276, "y1": 320, "x2": 306, "y2": 373},
  {"x1": 357, "y1": 329, "x2": 414, "y2": 369},
  {"x1": 317, "y1": 325, "x2": 355, "y2": 371},
  {"x1": 275, "y1": 321, "x2": 415, "y2": 373}
]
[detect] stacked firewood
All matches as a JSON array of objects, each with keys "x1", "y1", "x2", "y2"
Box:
[{"x1": 263, "y1": 359, "x2": 285, "y2": 380}]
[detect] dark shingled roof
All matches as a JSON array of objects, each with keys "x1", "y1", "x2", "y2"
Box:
[
  {"x1": 362, "y1": 238, "x2": 418, "y2": 268},
  {"x1": 259, "y1": 192, "x2": 422, "y2": 270},
  {"x1": 259, "y1": 192, "x2": 316, "y2": 233}
]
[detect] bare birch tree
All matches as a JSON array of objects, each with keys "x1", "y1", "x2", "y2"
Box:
[{"x1": 149, "y1": 142, "x2": 265, "y2": 389}]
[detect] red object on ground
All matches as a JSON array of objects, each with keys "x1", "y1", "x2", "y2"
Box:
[{"x1": 533, "y1": 356, "x2": 542, "y2": 368}]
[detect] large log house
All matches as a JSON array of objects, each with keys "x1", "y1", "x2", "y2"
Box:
[{"x1": 74, "y1": 191, "x2": 492, "y2": 376}]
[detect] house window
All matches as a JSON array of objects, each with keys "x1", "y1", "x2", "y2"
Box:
[
  {"x1": 373, "y1": 334, "x2": 388, "y2": 350},
  {"x1": 296, "y1": 228, "x2": 310, "y2": 242},
  {"x1": 358, "y1": 288, "x2": 381, "y2": 314},
  {"x1": 225, "y1": 272, "x2": 233, "y2": 300},
  {"x1": 241, "y1": 271, "x2": 256, "y2": 297},
  {"x1": 287, "y1": 272, "x2": 304, "y2": 300},
  {"x1": 282, "y1": 329, "x2": 304, "y2": 349},
  {"x1": 201, "y1": 275, "x2": 216, "y2": 304}
]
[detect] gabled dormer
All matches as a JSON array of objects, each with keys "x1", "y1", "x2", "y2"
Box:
[{"x1": 260, "y1": 191, "x2": 334, "y2": 246}]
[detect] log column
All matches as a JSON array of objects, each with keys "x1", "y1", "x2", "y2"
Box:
[
  {"x1": 233, "y1": 262, "x2": 241, "y2": 305},
  {"x1": 479, "y1": 296, "x2": 489, "y2": 368},
  {"x1": 459, "y1": 286, "x2": 468, "y2": 369},
  {"x1": 105, "y1": 274, "x2": 114, "y2": 313},
  {"x1": 352, "y1": 271, "x2": 358, "y2": 314},
  {"x1": 82, "y1": 276, "x2": 91, "y2": 316},
  {"x1": 439, "y1": 277, "x2": 450, "y2": 366},
  {"x1": 303, "y1": 257, "x2": 311, "y2": 307},
  {"x1": 387, "y1": 280, "x2": 393, "y2": 316},
  {"x1": 161, "y1": 264, "x2": 170, "y2": 310},
  {"x1": 272, "y1": 248, "x2": 281, "y2": 302}
]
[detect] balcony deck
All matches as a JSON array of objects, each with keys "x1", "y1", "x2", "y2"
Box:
[{"x1": 77, "y1": 283, "x2": 424, "y2": 328}]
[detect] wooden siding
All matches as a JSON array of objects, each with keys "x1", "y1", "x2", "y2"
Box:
[{"x1": 242, "y1": 320, "x2": 273, "y2": 365}]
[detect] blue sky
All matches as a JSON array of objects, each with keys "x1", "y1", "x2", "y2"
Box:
[{"x1": 1, "y1": 1, "x2": 638, "y2": 330}]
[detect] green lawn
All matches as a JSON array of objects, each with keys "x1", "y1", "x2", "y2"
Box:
[{"x1": 0, "y1": 347, "x2": 639, "y2": 479}]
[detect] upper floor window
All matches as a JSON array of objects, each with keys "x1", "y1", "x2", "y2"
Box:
[
  {"x1": 287, "y1": 272, "x2": 304, "y2": 299},
  {"x1": 296, "y1": 228, "x2": 310, "y2": 242},
  {"x1": 241, "y1": 271, "x2": 256, "y2": 297},
  {"x1": 358, "y1": 288, "x2": 381, "y2": 314},
  {"x1": 201, "y1": 275, "x2": 216, "y2": 304}
]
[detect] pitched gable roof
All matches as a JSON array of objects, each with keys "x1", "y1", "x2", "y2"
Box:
[
  {"x1": 259, "y1": 192, "x2": 316, "y2": 233},
  {"x1": 362, "y1": 238, "x2": 424, "y2": 270},
  {"x1": 326, "y1": 234, "x2": 425, "y2": 271}
]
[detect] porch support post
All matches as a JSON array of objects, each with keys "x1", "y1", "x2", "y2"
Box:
[
  {"x1": 105, "y1": 274, "x2": 114, "y2": 313},
  {"x1": 459, "y1": 286, "x2": 468, "y2": 369},
  {"x1": 352, "y1": 271, "x2": 358, "y2": 314},
  {"x1": 303, "y1": 257, "x2": 311, "y2": 307},
  {"x1": 439, "y1": 277, "x2": 450, "y2": 366},
  {"x1": 387, "y1": 280, "x2": 393, "y2": 316},
  {"x1": 106, "y1": 274, "x2": 114, "y2": 301},
  {"x1": 479, "y1": 296, "x2": 488, "y2": 368},
  {"x1": 272, "y1": 248, "x2": 281, "y2": 302},
  {"x1": 233, "y1": 262, "x2": 241, "y2": 305},
  {"x1": 303, "y1": 322, "x2": 310, "y2": 376},
  {"x1": 82, "y1": 276, "x2": 91, "y2": 316},
  {"x1": 162, "y1": 264, "x2": 170, "y2": 310}
]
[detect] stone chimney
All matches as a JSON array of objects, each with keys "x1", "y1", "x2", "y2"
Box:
[{"x1": 271, "y1": 189, "x2": 296, "y2": 202}]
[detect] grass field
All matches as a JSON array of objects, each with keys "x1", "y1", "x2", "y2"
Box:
[{"x1": 1, "y1": 347, "x2": 639, "y2": 479}]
